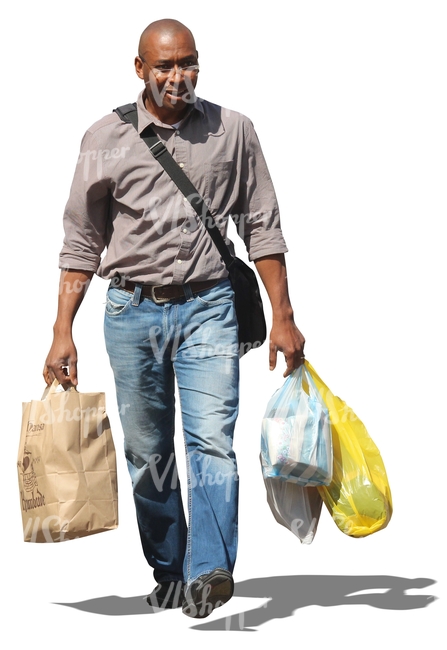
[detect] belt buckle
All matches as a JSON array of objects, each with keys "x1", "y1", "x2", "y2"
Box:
[{"x1": 151, "y1": 285, "x2": 171, "y2": 304}]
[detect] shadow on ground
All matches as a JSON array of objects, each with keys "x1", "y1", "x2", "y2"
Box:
[{"x1": 54, "y1": 574, "x2": 437, "y2": 631}]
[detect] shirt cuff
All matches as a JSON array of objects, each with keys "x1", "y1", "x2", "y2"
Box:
[
  {"x1": 59, "y1": 247, "x2": 100, "y2": 272},
  {"x1": 247, "y1": 239, "x2": 289, "y2": 262}
]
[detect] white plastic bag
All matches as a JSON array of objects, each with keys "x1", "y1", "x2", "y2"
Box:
[
  {"x1": 263, "y1": 475, "x2": 323, "y2": 544},
  {"x1": 261, "y1": 365, "x2": 333, "y2": 486}
]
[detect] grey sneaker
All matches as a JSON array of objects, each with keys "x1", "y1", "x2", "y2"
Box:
[{"x1": 182, "y1": 569, "x2": 234, "y2": 618}]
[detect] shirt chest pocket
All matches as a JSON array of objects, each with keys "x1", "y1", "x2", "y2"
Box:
[{"x1": 204, "y1": 161, "x2": 236, "y2": 212}]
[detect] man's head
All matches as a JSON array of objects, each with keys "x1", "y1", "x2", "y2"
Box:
[{"x1": 135, "y1": 19, "x2": 199, "y2": 125}]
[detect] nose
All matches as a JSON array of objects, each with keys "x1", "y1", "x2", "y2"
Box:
[{"x1": 168, "y1": 65, "x2": 185, "y2": 81}]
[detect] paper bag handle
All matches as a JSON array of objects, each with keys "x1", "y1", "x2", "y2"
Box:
[{"x1": 41, "y1": 378, "x2": 77, "y2": 400}]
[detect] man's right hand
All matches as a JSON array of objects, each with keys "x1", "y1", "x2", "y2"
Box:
[
  {"x1": 43, "y1": 269, "x2": 93, "y2": 387},
  {"x1": 43, "y1": 335, "x2": 78, "y2": 387}
]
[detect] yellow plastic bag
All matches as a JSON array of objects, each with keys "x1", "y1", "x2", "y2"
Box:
[{"x1": 305, "y1": 362, "x2": 393, "y2": 538}]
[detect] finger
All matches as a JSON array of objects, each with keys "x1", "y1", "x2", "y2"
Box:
[
  {"x1": 68, "y1": 359, "x2": 78, "y2": 386},
  {"x1": 42, "y1": 365, "x2": 53, "y2": 386},
  {"x1": 46, "y1": 364, "x2": 70, "y2": 388},
  {"x1": 269, "y1": 339, "x2": 277, "y2": 371},
  {"x1": 283, "y1": 351, "x2": 305, "y2": 378},
  {"x1": 283, "y1": 354, "x2": 295, "y2": 378},
  {"x1": 54, "y1": 368, "x2": 68, "y2": 386}
]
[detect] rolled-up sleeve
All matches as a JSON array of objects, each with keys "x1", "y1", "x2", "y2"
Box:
[
  {"x1": 232, "y1": 118, "x2": 288, "y2": 262},
  {"x1": 59, "y1": 129, "x2": 110, "y2": 272}
]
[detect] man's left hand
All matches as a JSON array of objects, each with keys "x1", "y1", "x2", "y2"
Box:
[
  {"x1": 254, "y1": 253, "x2": 306, "y2": 378},
  {"x1": 269, "y1": 317, "x2": 305, "y2": 377}
]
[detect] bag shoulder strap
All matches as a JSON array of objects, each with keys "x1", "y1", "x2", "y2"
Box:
[
  {"x1": 114, "y1": 103, "x2": 138, "y2": 127},
  {"x1": 113, "y1": 103, "x2": 235, "y2": 270}
]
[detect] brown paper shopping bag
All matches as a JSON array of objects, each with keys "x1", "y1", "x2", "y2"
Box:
[{"x1": 17, "y1": 380, "x2": 118, "y2": 542}]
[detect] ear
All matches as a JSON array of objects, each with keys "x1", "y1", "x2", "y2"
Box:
[{"x1": 135, "y1": 56, "x2": 145, "y2": 80}]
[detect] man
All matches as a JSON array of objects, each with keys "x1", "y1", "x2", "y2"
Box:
[{"x1": 44, "y1": 19, "x2": 305, "y2": 619}]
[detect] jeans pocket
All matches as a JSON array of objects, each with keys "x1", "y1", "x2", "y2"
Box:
[
  {"x1": 196, "y1": 280, "x2": 234, "y2": 306},
  {"x1": 105, "y1": 288, "x2": 133, "y2": 317}
]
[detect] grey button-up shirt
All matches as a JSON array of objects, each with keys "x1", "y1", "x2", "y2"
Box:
[{"x1": 60, "y1": 92, "x2": 288, "y2": 285}]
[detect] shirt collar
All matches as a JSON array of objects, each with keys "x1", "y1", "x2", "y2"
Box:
[{"x1": 136, "y1": 90, "x2": 204, "y2": 133}]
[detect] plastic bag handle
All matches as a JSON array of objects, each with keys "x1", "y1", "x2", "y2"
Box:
[
  {"x1": 301, "y1": 366, "x2": 310, "y2": 396},
  {"x1": 295, "y1": 362, "x2": 323, "y2": 403}
]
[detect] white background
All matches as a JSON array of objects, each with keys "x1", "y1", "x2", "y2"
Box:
[{"x1": 1, "y1": 0, "x2": 445, "y2": 647}]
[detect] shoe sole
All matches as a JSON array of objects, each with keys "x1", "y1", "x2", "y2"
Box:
[{"x1": 182, "y1": 570, "x2": 234, "y2": 619}]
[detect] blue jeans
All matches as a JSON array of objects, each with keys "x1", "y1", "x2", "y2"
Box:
[{"x1": 103, "y1": 279, "x2": 240, "y2": 587}]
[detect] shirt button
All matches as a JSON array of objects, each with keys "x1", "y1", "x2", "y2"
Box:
[
  {"x1": 177, "y1": 260, "x2": 182, "y2": 264},
  {"x1": 179, "y1": 163, "x2": 185, "y2": 168},
  {"x1": 176, "y1": 130, "x2": 180, "y2": 135},
  {"x1": 182, "y1": 228, "x2": 189, "y2": 234}
]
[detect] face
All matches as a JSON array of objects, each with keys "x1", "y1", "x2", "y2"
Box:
[{"x1": 135, "y1": 30, "x2": 199, "y2": 124}]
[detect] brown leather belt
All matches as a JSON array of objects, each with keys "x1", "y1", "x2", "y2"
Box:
[{"x1": 119, "y1": 279, "x2": 218, "y2": 304}]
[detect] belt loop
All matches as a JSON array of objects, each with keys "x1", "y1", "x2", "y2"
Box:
[
  {"x1": 182, "y1": 283, "x2": 194, "y2": 302},
  {"x1": 132, "y1": 284, "x2": 143, "y2": 306}
]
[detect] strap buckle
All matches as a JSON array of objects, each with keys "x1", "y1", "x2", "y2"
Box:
[
  {"x1": 149, "y1": 141, "x2": 167, "y2": 159},
  {"x1": 151, "y1": 285, "x2": 171, "y2": 304}
]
